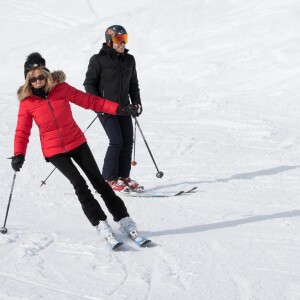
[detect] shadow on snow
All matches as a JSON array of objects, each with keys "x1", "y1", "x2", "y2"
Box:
[
  {"x1": 151, "y1": 165, "x2": 300, "y2": 191},
  {"x1": 149, "y1": 209, "x2": 300, "y2": 237}
]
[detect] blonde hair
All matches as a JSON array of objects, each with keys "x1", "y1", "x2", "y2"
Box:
[{"x1": 18, "y1": 67, "x2": 54, "y2": 101}]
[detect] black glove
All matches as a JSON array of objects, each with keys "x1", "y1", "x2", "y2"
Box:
[
  {"x1": 11, "y1": 154, "x2": 25, "y2": 172},
  {"x1": 132, "y1": 104, "x2": 143, "y2": 117},
  {"x1": 117, "y1": 104, "x2": 138, "y2": 116}
]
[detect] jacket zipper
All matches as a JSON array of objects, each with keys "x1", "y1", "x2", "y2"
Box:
[
  {"x1": 118, "y1": 60, "x2": 122, "y2": 104},
  {"x1": 45, "y1": 96, "x2": 67, "y2": 153}
]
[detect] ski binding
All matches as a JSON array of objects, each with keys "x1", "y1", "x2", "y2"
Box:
[
  {"x1": 104, "y1": 233, "x2": 123, "y2": 251},
  {"x1": 128, "y1": 230, "x2": 151, "y2": 247}
]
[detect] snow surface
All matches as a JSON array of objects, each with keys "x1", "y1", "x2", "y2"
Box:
[{"x1": 1, "y1": 0, "x2": 300, "y2": 299}]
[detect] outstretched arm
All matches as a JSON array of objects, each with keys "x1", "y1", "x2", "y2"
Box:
[
  {"x1": 64, "y1": 83, "x2": 138, "y2": 116},
  {"x1": 66, "y1": 83, "x2": 118, "y2": 114}
]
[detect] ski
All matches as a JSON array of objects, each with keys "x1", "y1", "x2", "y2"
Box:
[
  {"x1": 65, "y1": 187, "x2": 198, "y2": 198},
  {"x1": 127, "y1": 230, "x2": 151, "y2": 247},
  {"x1": 183, "y1": 186, "x2": 197, "y2": 193},
  {"x1": 109, "y1": 240, "x2": 123, "y2": 251},
  {"x1": 121, "y1": 186, "x2": 198, "y2": 198},
  {"x1": 101, "y1": 232, "x2": 124, "y2": 251}
]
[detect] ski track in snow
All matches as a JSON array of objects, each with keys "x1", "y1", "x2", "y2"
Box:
[
  {"x1": 85, "y1": 0, "x2": 99, "y2": 21},
  {"x1": 2, "y1": 1, "x2": 82, "y2": 28}
]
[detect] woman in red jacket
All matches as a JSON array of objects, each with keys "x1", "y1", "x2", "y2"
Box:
[{"x1": 11, "y1": 52, "x2": 141, "y2": 250}]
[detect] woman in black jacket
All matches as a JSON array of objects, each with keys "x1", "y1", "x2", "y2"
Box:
[{"x1": 84, "y1": 25, "x2": 142, "y2": 192}]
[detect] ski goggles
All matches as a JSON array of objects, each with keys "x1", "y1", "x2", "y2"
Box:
[
  {"x1": 29, "y1": 75, "x2": 46, "y2": 83},
  {"x1": 111, "y1": 34, "x2": 128, "y2": 44}
]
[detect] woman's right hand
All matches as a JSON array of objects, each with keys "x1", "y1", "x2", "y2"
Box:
[{"x1": 11, "y1": 154, "x2": 25, "y2": 172}]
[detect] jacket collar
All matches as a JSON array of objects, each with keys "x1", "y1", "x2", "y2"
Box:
[
  {"x1": 17, "y1": 70, "x2": 66, "y2": 101},
  {"x1": 100, "y1": 43, "x2": 129, "y2": 57}
]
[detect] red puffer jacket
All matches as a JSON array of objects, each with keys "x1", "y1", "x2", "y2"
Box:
[{"x1": 14, "y1": 74, "x2": 118, "y2": 158}]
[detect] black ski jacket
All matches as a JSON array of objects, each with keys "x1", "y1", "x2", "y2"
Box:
[{"x1": 83, "y1": 43, "x2": 141, "y2": 107}]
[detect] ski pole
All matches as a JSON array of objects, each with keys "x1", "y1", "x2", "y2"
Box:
[
  {"x1": 131, "y1": 118, "x2": 137, "y2": 166},
  {"x1": 40, "y1": 167, "x2": 57, "y2": 187},
  {"x1": 134, "y1": 117, "x2": 164, "y2": 178},
  {"x1": 1, "y1": 172, "x2": 17, "y2": 234},
  {"x1": 40, "y1": 115, "x2": 98, "y2": 186},
  {"x1": 83, "y1": 115, "x2": 99, "y2": 133}
]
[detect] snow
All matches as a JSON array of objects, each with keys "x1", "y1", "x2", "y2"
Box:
[{"x1": 1, "y1": 0, "x2": 300, "y2": 299}]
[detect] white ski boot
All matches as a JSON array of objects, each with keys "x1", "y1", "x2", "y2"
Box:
[
  {"x1": 118, "y1": 216, "x2": 137, "y2": 234},
  {"x1": 96, "y1": 220, "x2": 123, "y2": 250},
  {"x1": 118, "y1": 217, "x2": 151, "y2": 247}
]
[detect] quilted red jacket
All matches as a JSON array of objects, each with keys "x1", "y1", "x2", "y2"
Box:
[{"x1": 14, "y1": 73, "x2": 118, "y2": 158}]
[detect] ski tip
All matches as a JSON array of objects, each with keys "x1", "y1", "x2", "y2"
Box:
[
  {"x1": 174, "y1": 191, "x2": 184, "y2": 196},
  {"x1": 112, "y1": 242, "x2": 124, "y2": 251},
  {"x1": 140, "y1": 239, "x2": 152, "y2": 247}
]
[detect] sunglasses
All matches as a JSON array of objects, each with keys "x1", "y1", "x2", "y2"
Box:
[
  {"x1": 30, "y1": 75, "x2": 46, "y2": 83},
  {"x1": 112, "y1": 34, "x2": 128, "y2": 44}
]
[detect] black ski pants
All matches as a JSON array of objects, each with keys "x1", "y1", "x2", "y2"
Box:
[
  {"x1": 98, "y1": 114, "x2": 133, "y2": 180},
  {"x1": 48, "y1": 143, "x2": 129, "y2": 226}
]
